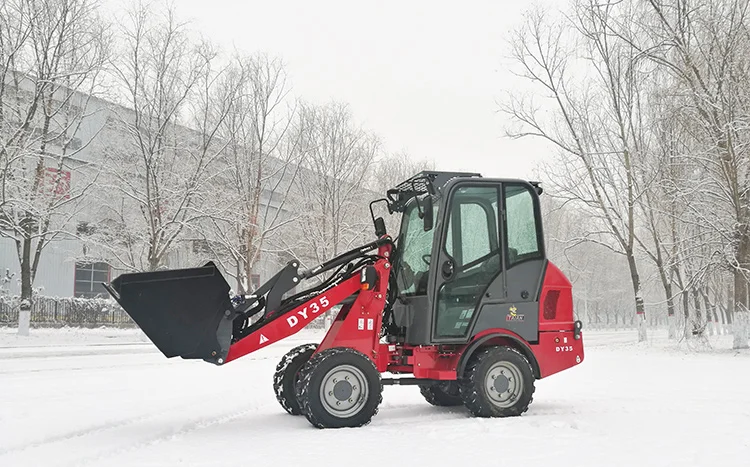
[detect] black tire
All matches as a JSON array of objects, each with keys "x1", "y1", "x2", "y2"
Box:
[
  {"x1": 419, "y1": 381, "x2": 463, "y2": 406},
  {"x1": 295, "y1": 347, "x2": 382, "y2": 428},
  {"x1": 458, "y1": 346, "x2": 535, "y2": 417},
  {"x1": 273, "y1": 343, "x2": 318, "y2": 415}
]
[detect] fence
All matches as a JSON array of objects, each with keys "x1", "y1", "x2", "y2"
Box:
[
  {"x1": 0, "y1": 296, "x2": 137, "y2": 328},
  {"x1": 0, "y1": 295, "x2": 332, "y2": 329}
]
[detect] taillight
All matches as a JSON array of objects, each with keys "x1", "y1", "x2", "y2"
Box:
[{"x1": 543, "y1": 290, "x2": 559, "y2": 320}]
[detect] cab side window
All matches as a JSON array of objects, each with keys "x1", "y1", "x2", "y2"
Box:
[
  {"x1": 458, "y1": 202, "x2": 491, "y2": 266},
  {"x1": 504, "y1": 184, "x2": 543, "y2": 266}
]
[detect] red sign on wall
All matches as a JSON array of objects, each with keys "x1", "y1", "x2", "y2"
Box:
[{"x1": 44, "y1": 168, "x2": 71, "y2": 200}]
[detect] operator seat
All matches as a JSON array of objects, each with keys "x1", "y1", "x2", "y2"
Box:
[
  {"x1": 508, "y1": 247, "x2": 518, "y2": 265},
  {"x1": 414, "y1": 271, "x2": 429, "y2": 295}
]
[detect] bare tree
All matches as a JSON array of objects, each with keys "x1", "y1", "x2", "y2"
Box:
[
  {"x1": 369, "y1": 151, "x2": 435, "y2": 193},
  {"x1": 541, "y1": 192, "x2": 637, "y2": 329},
  {"x1": 88, "y1": 1, "x2": 235, "y2": 272},
  {"x1": 0, "y1": 0, "x2": 109, "y2": 335},
  {"x1": 284, "y1": 101, "x2": 381, "y2": 270},
  {"x1": 504, "y1": 0, "x2": 750, "y2": 349},
  {"x1": 200, "y1": 54, "x2": 307, "y2": 293},
  {"x1": 633, "y1": 81, "x2": 692, "y2": 340},
  {"x1": 500, "y1": 3, "x2": 651, "y2": 341},
  {"x1": 611, "y1": 0, "x2": 750, "y2": 349}
]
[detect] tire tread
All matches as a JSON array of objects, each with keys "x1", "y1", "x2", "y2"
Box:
[
  {"x1": 458, "y1": 345, "x2": 535, "y2": 418},
  {"x1": 295, "y1": 347, "x2": 382, "y2": 428},
  {"x1": 419, "y1": 382, "x2": 463, "y2": 406},
  {"x1": 273, "y1": 343, "x2": 317, "y2": 415}
]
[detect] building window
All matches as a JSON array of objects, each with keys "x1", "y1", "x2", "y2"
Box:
[{"x1": 74, "y1": 262, "x2": 110, "y2": 298}]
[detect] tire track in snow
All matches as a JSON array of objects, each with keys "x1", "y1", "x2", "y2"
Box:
[
  {"x1": 62, "y1": 403, "x2": 264, "y2": 467},
  {"x1": 0, "y1": 361, "x2": 166, "y2": 375},
  {"x1": 0, "y1": 340, "x2": 308, "y2": 464},
  {"x1": 0, "y1": 397, "x2": 224, "y2": 456},
  {"x1": 373, "y1": 395, "x2": 750, "y2": 427}
]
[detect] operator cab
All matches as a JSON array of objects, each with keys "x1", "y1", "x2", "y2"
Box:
[{"x1": 377, "y1": 171, "x2": 546, "y2": 346}]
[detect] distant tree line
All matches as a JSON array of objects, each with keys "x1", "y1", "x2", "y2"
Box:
[
  {"x1": 503, "y1": 0, "x2": 750, "y2": 349},
  {"x1": 0, "y1": 0, "x2": 433, "y2": 334}
]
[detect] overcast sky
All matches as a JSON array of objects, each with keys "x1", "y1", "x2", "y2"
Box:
[{"x1": 107, "y1": 0, "x2": 561, "y2": 180}]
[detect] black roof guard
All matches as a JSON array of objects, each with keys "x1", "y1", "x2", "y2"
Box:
[{"x1": 385, "y1": 171, "x2": 481, "y2": 212}]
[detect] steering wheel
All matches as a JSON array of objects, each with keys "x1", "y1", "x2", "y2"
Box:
[{"x1": 422, "y1": 254, "x2": 431, "y2": 266}]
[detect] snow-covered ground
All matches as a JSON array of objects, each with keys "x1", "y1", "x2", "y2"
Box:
[{"x1": 1, "y1": 327, "x2": 748, "y2": 467}]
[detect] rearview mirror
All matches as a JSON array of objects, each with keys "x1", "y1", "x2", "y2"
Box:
[
  {"x1": 419, "y1": 195, "x2": 433, "y2": 231},
  {"x1": 374, "y1": 217, "x2": 386, "y2": 237}
]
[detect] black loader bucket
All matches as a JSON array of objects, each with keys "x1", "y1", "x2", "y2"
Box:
[{"x1": 104, "y1": 262, "x2": 234, "y2": 364}]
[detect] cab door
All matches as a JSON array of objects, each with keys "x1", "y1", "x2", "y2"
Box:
[
  {"x1": 429, "y1": 180, "x2": 546, "y2": 344},
  {"x1": 430, "y1": 182, "x2": 504, "y2": 342}
]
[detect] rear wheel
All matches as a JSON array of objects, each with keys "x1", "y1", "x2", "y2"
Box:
[
  {"x1": 458, "y1": 346, "x2": 535, "y2": 417},
  {"x1": 296, "y1": 347, "x2": 382, "y2": 428},
  {"x1": 419, "y1": 381, "x2": 463, "y2": 406},
  {"x1": 273, "y1": 343, "x2": 317, "y2": 415}
]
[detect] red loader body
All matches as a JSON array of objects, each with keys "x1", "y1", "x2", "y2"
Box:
[{"x1": 105, "y1": 171, "x2": 584, "y2": 429}]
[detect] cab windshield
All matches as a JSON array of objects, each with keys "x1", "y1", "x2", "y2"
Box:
[{"x1": 395, "y1": 198, "x2": 437, "y2": 297}]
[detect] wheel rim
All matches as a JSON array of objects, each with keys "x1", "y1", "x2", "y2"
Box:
[
  {"x1": 319, "y1": 364, "x2": 369, "y2": 418},
  {"x1": 484, "y1": 361, "x2": 524, "y2": 408}
]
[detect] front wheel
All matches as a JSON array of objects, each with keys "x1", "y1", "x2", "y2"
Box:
[
  {"x1": 458, "y1": 346, "x2": 535, "y2": 417},
  {"x1": 296, "y1": 348, "x2": 382, "y2": 428}
]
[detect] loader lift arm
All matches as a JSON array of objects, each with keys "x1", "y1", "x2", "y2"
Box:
[
  {"x1": 104, "y1": 235, "x2": 393, "y2": 366},
  {"x1": 227, "y1": 236, "x2": 393, "y2": 347}
]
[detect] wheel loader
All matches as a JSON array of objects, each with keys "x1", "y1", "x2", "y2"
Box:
[{"x1": 104, "y1": 171, "x2": 584, "y2": 429}]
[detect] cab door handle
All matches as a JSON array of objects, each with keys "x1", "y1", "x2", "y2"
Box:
[{"x1": 441, "y1": 259, "x2": 455, "y2": 280}]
